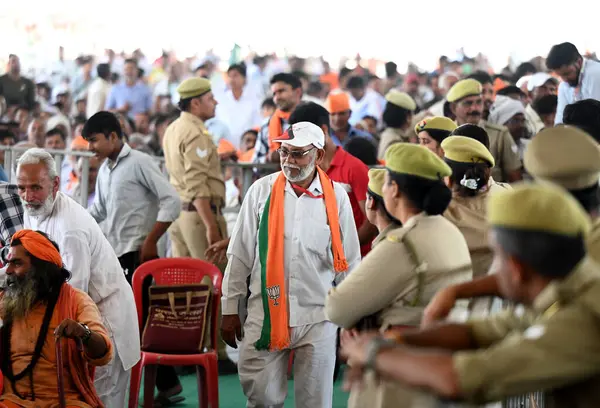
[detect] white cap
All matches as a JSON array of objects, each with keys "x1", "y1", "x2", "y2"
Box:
[
  {"x1": 273, "y1": 122, "x2": 325, "y2": 149},
  {"x1": 516, "y1": 75, "x2": 532, "y2": 89},
  {"x1": 488, "y1": 95, "x2": 526, "y2": 126},
  {"x1": 527, "y1": 73, "x2": 557, "y2": 92}
]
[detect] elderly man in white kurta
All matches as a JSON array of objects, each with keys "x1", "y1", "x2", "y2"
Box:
[
  {"x1": 14, "y1": 148, "x2": 140, "y2": 408},
  {"x1": 221, "y1": 122, "x2": 361, "y2": 408}
]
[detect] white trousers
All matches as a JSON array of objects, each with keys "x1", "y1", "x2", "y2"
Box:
[
  {"x1": 238, "y1": 320, "x2": 337, "y2": 408},
  {"x1": 94, "y1": 341, "x2": 131, "y2": 408}
]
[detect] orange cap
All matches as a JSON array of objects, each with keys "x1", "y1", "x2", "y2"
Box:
[
  {"x1": 325, "y1": 92, "x2": 351, "y2": 114},
  {"x1": 218, "y1": 139, "x2": 238, "y2": 157},
  {"x1": 71, "y1": 135, "x2": 88, "y2": 150},
  {"x1": 493, "y1": 77, "x2": 509, "y2": 93}
]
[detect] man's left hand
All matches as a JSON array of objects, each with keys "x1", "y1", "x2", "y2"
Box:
[
  {"x1": 140, "y1": 238, "x2": 159, "y2": 263},
  {"x1": 54, "y1": 318, "x2": 87, "y2": 339}
]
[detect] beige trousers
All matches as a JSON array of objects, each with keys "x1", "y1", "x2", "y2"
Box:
[{"x1": 168, "y1": 210, "x2": 229, "y2": 359}]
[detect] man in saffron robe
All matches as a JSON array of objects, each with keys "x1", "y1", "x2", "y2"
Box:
[{"x1": 0, "y1": 229, "x2": 112, "y2": 408}]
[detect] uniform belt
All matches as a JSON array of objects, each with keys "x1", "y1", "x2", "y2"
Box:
[{"x1": 181, "y1": 201, "x2": 223, "y2": 214}]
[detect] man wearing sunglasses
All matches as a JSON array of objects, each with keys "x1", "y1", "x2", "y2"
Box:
[{"x1": 221, "y1": 121, "x2": 361, "y2": 408}]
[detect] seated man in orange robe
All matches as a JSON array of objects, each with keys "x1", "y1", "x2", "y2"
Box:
[{"x1": 0, "y1": 229, "x2": 113, "y2": 408}]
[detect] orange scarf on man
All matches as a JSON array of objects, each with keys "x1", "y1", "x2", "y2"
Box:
[
  {"x1": 255, "y1": 168, "x2": 348, "y2": 351},
  {"x1": 267, "y1": 110, "x2": 291, "y2": 153}
]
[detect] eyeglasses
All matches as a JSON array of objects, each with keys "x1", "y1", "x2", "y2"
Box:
[{"x1": 277, "y1": 147, "x2": 315, "y2": 160}]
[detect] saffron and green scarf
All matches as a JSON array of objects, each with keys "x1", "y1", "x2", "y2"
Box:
[{"x1": 255, "y1": 168, "x2": 348, "y2": 351}]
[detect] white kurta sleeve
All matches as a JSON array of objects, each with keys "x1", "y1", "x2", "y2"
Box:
[
  {"x1": 554, "y1": 82, "x2": 568, "y2": 125},
  {"x1": 221, "y1": 182, "x2": 261, "y2": 315},
  {"x1": 60, "y1": 230, "x2": 92, "y2": 293}
]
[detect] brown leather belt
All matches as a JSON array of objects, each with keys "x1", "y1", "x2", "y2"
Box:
[{"x1": 181, "y1": 201, "x2": 223, "y2": 214}]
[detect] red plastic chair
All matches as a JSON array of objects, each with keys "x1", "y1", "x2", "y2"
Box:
[{"x1": 128, "y1": 258, "x2": 222, "y2": 408}]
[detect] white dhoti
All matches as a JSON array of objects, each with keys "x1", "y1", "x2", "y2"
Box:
[
  {"x1": 238, "y1": 320, "x2": 337, "y2": 408},
  {"x1": 94, "y1": 339, "x2": 131, "y2": 408}
]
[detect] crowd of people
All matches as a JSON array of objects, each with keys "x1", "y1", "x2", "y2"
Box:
[{"x1": 0, "y1": 39, "x2": 600, "y2": 408}]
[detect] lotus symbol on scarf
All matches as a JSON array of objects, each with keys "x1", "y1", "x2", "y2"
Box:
[{"x1": 267, "y1": 285, "x2": 281, "y2": 306}]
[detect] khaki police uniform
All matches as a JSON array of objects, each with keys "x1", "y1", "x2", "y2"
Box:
[
  {"x1": 441, "y1": 136, "x2": 510, "y2": 278},
  {"x1": 163, "y1": 78, "x2": 227, "y2": 259},
  {"x1": 378, "y1": 127, "x2": 413, "y2": 159},
  {"x1": 445, "y1": 79, "x2": 522, "y2": 183},
  {"x1": 445, "y1": 180, "x2": 509, "y2": 278},
  {"x1": 480, "y1": 120, "x2": 522, "y2": 183},
  {"x1": 441, "y1": 136, "x2": 511, "y2": 320},
  {"x1": 523, "y1": 125, "x2": 600, "y2": 263},
  {"x1": 326, "y1": 144, "x2": 473, "y2": 408},
  {"x1": 454, "y1": 183, "x2": 600, "y2": 407},
  {"x1": 377, "y1": 91, "x2": 417, "y2": 159}
]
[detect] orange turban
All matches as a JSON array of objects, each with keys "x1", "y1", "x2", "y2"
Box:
[
  {"x1": 11, "y1": 230, "x2": 63, "y2": 268},
  {"x1": 325, "y1": 92, "x2": 351, "y2": 114}
]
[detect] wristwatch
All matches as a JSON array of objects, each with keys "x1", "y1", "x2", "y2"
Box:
[
  {"x1": 364, "y1": 337, "x2": 397, "y2": 372},
  {"x1": 80, "y1": 324, "x2": 92, "y2": 344}
]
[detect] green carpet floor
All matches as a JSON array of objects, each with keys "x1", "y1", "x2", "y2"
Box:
[{"x1": 140, "y1": 372, "x2": 349, "y2": 407}]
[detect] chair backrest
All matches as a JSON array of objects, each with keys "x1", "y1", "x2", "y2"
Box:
[{"x1": 132, "y1": 257, "x2": 223, "y2": 353}]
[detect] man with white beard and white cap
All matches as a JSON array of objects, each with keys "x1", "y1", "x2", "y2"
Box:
[
  {"x1": 6, "y1": 148, "x2": 140, "y2": 408},
  {"x1": 525, "y1": 72, "x2": 559, "y2": 135},
  {"x1": 221, "y1": 121, "x2": 361, "y2": 408}
]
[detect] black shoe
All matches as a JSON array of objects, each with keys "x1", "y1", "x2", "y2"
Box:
[{"x1": 218, "y1": 358, "x2": 238, "y2": 375}]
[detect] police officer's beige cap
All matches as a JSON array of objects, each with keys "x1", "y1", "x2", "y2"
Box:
[
  {"x1": 385, "y1": 143, "x2": 452, "y2": 181},
  {"x1": 415, "y1": 116, "x2": 457, "y2": 135},
  {"x1": 177, "y1": 77, "x2": 212, "y2": 99},
  {"x1": 442, "y1": 136, "x2": 495, "y2": 167},
  {"x1": 385, "y1": 90, "x2": 417, "y2": 111},
  {"x1": 524, "y1": 126, "x2": 600, "y2": 190},
  {"x1": 446, "y1": 79, "x2": 482, "y2": 103},
  {"x1": 488, "y1": 182, "x2": 591, "y2": 237},
  {"x1": 368, "y1": 169, "x2": 386, "y2": 197}
]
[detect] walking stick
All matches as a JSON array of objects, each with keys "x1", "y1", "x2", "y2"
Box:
[{"x1": 55, "y1": 336, "x2": 67, "y2": 408}]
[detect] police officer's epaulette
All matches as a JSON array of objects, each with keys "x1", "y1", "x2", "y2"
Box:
[{"x1": 386, "y1": 222, "x2": 417, "y2": 243}]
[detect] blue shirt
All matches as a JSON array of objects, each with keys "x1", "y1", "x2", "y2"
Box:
[
  {"x1": 331, "y1": 126, "x2": 376, "y2": 147},
  {"x1": 105, "y1": 81, "x2": 152, "y2": 119}
]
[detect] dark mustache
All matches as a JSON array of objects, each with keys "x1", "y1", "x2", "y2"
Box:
[{"x1": 468, "y1": 111, "x2": 482, "y2": 116}]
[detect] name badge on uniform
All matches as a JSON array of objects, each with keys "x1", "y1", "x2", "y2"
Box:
[{"x1": 196, "y1": 148, "x2": 208, "y2": 158}]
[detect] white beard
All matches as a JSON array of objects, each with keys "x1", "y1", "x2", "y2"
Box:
[
  {"x1": 282, "y1": 155, "x2": 317, "y2": 183},
  {"x1": 24, "y1": 194, "x2": 55, "y2": 218}
]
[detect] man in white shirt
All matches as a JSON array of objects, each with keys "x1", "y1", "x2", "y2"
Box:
[
  {"x1": 346, "y1": 76, "x2": 384, "y2": 126},
  {"x1": 86, "y1": 64, "x2": 112, "y2": 119},
  {"x1": 221, "y1": 122, "x2": 361, "y2": 408},
  {"x1": 546, "y1": 42, "x2": 600, "y2": 124},
  {"x1": 84, "y1": 111, "x2": 181, "y2": 280},
  {"x1": 524, "y1": 72, "x2": 558, "y2": 135},
  {"x1": 13, "y1": 148, "x2": 140, "y2": 408},
  {"x1": 215, "y1": 64, "x2": 263, "y2": 148}
]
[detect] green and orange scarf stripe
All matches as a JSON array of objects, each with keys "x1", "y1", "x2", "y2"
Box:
[{"x1": 255, "y1": 168, "x2": 349, "y2": 351}]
